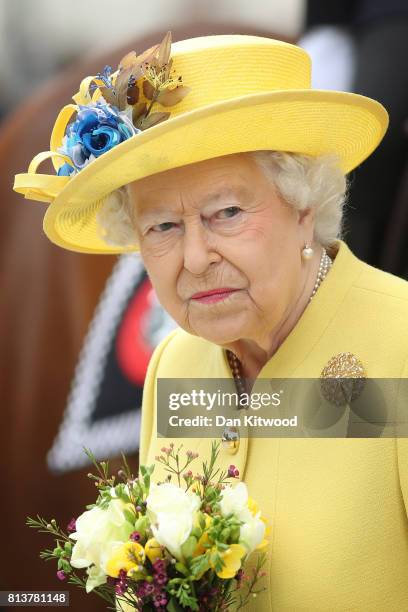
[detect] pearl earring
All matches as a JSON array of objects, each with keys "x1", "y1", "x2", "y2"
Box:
[{"x1": 302, "y1": 243, "x2": 314, "y2": 260}]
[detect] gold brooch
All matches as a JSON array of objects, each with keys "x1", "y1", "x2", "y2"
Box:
[
  {"x1": 221, "y1": 426, "x2": 240, "y2": 454},
  {"x1": 320, "y1": 352, "x2": 366, "y2": 406}
]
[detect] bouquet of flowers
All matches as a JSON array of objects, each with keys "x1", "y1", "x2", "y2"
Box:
[{"x1": 27, "y1": 442, "x2": 269, "y2": 611}]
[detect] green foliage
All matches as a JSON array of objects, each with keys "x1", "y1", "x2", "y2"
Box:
[
  {"x1": 207, "y1": 514, "x2": 243, "y2": 547},
  {"x1": 166, "y1": 597, "x2": 184, "y2": 612},
  {"x1": 123, "y1": 508, "x2": 136, "y2": 525},
  {"x1": 167, "y1": 579, "x2": 199, "y2": 610},
  {"x1": 114, "y1": 483, "x2": 131, "y2": 503},
  {"x1": 180, "y1": 535, "x2": 198, "y2": 561},
  {"x1": 140, "y1": 464, "x2": 155, "y2": 493},
  {"x1": 64, "y1": 541, "x2": 72, "y2": 554},
  {"x1": 134, "y1": 514, "x2": 149, "y2": 538},
  {"x1": 175, "y1": 562, "x2": 189, "y2": 576},
  {"x1": 198, "y1": 513, "x2": 206, "y2": 530},
  {"x1": 209, "y1": 549, "x2": 224, "y2": 574},
  {"x1": 190, "y1": 553, "x2": 210, "y2": 579},
  {"x1": 178, "y1": 586, "x2": 199, "y2": 610},
  {"x1": 190, "y1": 526, "x2": 202, "y2": 539}
]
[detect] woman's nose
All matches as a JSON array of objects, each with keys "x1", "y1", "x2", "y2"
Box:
[{"x1": 182, "y1": 219, "x2": 220, "y2": 275}]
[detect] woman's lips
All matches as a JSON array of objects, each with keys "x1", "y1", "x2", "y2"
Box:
[{"x1": 190, "y1": 288, "x2": 240, "y2": 304}]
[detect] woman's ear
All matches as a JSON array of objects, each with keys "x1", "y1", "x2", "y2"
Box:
[{"x1": 296, "y1": 206, "x2": 316, "y2": 248}]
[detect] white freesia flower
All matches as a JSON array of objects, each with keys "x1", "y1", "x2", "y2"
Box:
[
  {"x1": 239, "y1": 513, "x2": 266, "y2": 555},
  {"x1": 69, "y1": 498, "x2": 134, "y2": 580},
  {"x1": 146, "y1": 483, "x2": 200, "y2": 560},
  {"x1": 152, "y1": 511, "x2": 194, "y2": 560},
  {"x1": 220, "y1": 482, "x2": 266, "y2": 555},
  {"x1": 219, "y1": 482, "x2": 252, "y2": 522},
  {"x1": 147, "y1": 482, "x2": 200, "y2": 520},
  {"x1": 85, "y1": 564, "x2": 107, "y2": 594}
]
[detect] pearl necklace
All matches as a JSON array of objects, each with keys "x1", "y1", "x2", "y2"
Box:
[
  {"x1": 309, "y1": 247, "x2": 332, "y2": 300},
  {"x1": 226, "y1": 247, "x2": 333, "y2": 393}
]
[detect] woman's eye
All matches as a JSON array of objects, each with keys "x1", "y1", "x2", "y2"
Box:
[
  {"x1": 215, "y1": 206, "x2": 242, "y2": 219},
  {"x1": 150, "y1": 221, "x2": 176, "y2": 233}
]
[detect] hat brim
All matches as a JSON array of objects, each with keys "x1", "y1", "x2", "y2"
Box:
[{"x1": 39, "y1": 88, "x2": 388, "y2": 254}]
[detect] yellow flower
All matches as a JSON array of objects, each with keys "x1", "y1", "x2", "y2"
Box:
[
  {"x1": 144, "y1": 537, "x2": 164, "y2": 564},
  {"x1": 193, "y1": 532, "x2": 209, "y2": 558},
  {"x1": 255, "y1": 516, "x2": 270, "y2": 551},
  {"x1": 247, "y1": 497, "x2": 259, "y2": 515},
  {"x1": 190, "y1": 482, "x2": 203, "y2": 496},
  {"x1": 105, "y1": 542, "x2": 145, "y2": 578},
  {"x1": 246, "y1": 503, "x2": 270, "y2": 551},
  {"x1": 210, "y1": 544, "x2": 246, "y2": 579}
]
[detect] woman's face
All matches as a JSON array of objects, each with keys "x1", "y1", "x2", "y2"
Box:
[{"x1": 128, "y1": 152, "x2": 314, "y2": 347}]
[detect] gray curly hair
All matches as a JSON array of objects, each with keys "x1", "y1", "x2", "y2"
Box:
[{"x1": 96, "y1": 150, "x2": 349, "y2": 249}]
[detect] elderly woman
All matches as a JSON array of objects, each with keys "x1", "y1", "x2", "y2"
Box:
[{"x1": 14, "y1": 33, "x2": 408, "y2": 610}]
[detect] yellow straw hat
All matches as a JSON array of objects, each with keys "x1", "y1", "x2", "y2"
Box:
[{"x1": 13, "y1": 32, "x2": 388, "y2": 255}]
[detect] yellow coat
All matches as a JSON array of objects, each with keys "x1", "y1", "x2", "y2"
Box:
[{"x1": 132, "y1": 240, "x2": 408, "y2": 611}]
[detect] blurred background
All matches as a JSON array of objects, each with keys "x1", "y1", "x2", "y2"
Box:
[{"x1": 0, "y1": 0, "x2": 407, "y2": 610}]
